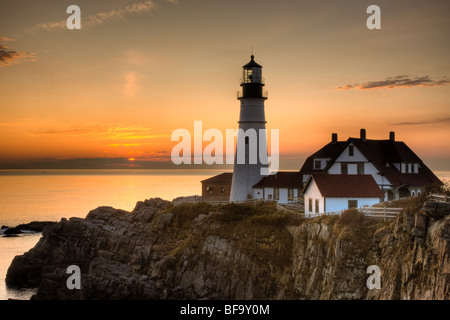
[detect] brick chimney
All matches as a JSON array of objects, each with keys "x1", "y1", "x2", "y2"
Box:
[
  {"x1": 360, "y1": 128, "x2": 366, "y2": 141},
  {"x1": 389, "y1": 131, "x2": 395, "y2": 141}
]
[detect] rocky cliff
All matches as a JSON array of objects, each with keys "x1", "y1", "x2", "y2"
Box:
[{"x1": 5, "y1": 196, "x2": 450, "y2": 300}]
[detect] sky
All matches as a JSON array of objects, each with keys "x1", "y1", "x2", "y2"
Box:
[{"x1": 0, "y1": 0, "x2": 449, "y2": 171}]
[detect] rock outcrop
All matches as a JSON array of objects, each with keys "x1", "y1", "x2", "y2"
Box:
[
  {"x1": 14, "y1": 221, "x2": 57, "y2": 232},
  {"x1": 5, "y1": 196, "x2": 450, "y2": 300},
  {"x1": 291, "y1": 199, "x2": 450, "y2": 300},
  {"x1": 6, "y1": 199, "x2": 294, "y2": 299},
  {"x1": 1, "y1": 221, "x2": 56, "y2": 237}
]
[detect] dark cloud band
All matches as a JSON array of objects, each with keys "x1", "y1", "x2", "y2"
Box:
[
  {"x1": 0, "y1": 39, "x2": 36, "y2": 67},
  {"x1": 336, "y1": 75, "x2": 450, "y2": 90},
  {"x1": 389, "y1": 117, "x2": 450, "y2": 126}
]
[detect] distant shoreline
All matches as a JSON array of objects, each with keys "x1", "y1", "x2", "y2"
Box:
[{"x1": 0, "y1": 169, "x2": 448, "y2": 178}]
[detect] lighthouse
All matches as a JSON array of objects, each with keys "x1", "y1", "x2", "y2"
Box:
[{"x1": 230, "y1": 55, "x2": 269, "y2": 202}]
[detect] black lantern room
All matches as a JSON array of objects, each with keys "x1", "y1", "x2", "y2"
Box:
[{"x1": 238, "y1": 55, "x2": 268, "y2": 100}]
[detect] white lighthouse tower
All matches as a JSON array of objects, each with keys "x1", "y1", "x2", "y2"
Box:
[{"x1": 230, "y1": 55, "x2": 269, "y2": 202}]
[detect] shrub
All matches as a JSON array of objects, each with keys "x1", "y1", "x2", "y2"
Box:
[
  {"x1": 213, "y1": 201, "x2": 278, "y2": 222},
  {"x1": 168, "y1": 202, "x2": 213, "y2": 229},
  {"x1": 336, "y1": 209, "x2": 365, "y2": 229}
]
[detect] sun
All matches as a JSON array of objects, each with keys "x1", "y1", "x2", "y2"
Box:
[{"x1": 128, "y1": 157, "x2": 135, "y2": 161}]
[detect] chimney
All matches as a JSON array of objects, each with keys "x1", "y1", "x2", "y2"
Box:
[
  {"x1": 389, "y1": 131, "x2": 395, "y2": 141},
  {"x1": 360, "y1": 128, "x2": 366, "y2": 141},
  {"x1": 331, "y1": 133, "x2": 338, "y2": 143}
]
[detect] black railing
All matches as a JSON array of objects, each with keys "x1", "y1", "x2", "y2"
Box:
[{"x1": 237, "y1": 90, "x2": 268, "y2": 99}]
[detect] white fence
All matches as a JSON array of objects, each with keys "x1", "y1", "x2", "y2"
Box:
[
  {"x1": 304, "y1": 206, "x2": 403, "y2": 221},
  {"x1": 172, "y1": 196, "x2": 266, "y2": 206},
  {"x1": 287, "y1": 197, "x2": 304, "y2": 205},
  {"x1": 172, "y1": 195, "x2": 203, "y2": 206},
  {"x1": 428, "y1": 193, "x2": 449, "y2": 203},
  {"x1": 359, "y1": 206, "x2": 403, "y2": 221}
]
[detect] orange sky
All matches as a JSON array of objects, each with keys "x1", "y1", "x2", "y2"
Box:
[{"x1": 0, "y1": 0, "x2": 449, "y2": 170}]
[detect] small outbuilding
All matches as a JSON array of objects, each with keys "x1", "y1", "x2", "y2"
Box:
[
  {"x1": 302, "y1": 174, "x2": 385, "y2": 214},
  {"x1": 201, "y1": 173, "x2": 232, "y2": 202},
  {"x1": 252, "y1": 171, "x2": 303, "y2": 204}
]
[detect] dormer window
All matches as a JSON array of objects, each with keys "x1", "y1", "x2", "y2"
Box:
[
  {"x1": 349, "y1": 145, "x2": 354, "y2": 157},
  {"x1": 314, "y1": 160, "x2": 321, "y2": 169}
]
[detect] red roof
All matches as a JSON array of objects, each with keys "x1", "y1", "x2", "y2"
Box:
[{"x1": 303, "y1": 174, "x2": 384, "y2": 198}]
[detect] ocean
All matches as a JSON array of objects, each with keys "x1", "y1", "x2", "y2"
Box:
[{"x1": 0, "y1": 169, "x2": 448, "y2": 300}]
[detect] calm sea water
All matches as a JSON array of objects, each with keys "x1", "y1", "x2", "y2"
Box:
[
  {"x1": 0, "y1": 169, "x2": 225, "y2": 300},
  {"x1": 0, "y1": 169, "x2": 448, "y2": 300}
]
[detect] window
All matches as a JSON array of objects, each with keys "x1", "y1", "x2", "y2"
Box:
[
  {"x1": 348, "y1": 200, "x2": 358, "y2": 209},
  {"x1": 406, "y1": 163, "x2": 410, "y2": 173},
  {"x1": 245, "y1": 136, "x2": 249, "y2": 145},
  {"x1": 314, "y1": 160, "x2": 321, "y2": 169},
  {"x1": 357, "y1": 163, "x2": 364, "y2": 175},
  {"x1": 315, "y1": 199, "x2": 319, "y2": 213},
  {"x1": 341, "y1": 163, "x2": 348, "y2": 174},
  {"x1": 252, "y1": 67, "x2": 261, "y2": 82},
  {"x1": 274, "y1": 188, "x2": 279, "y2": 200},
  {"x1": 349, "y1": 145, "x2": 354, "y2": 157},
  {"x1": 221, "y1": 186, "x2": 225, "y2": 194},
  {"x1": 244, "y1": 69, "x2": 253, "y2": 83},
  {"x1": 288, "y1": 188, "x2": 294, "y2": 199},
  {"x1": 308, "y1": 198, "x2": 312, "y2": 213}
]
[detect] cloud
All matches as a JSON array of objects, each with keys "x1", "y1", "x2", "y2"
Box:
[
  {"x1": 335, "y1": 75, "x2": 450, "y2": 90},
  {"x1": 0, "y1": 37, "x2": 15, "y2": 42},
  {"x1": 0, "y1": 38, "x2": 36, "y2": 67},
  {"x1": 32, "y1": 123, "x2": 169, "y2": 140},
  {"x1": 27, "y1": 1, "x2": 158, "y2": 33},
  {"x1": 124, "y1": 72, "x2": 139, "y2": 97},
  {"x1": 389, "y1": 117, "x2": 450, "y2": 126}
]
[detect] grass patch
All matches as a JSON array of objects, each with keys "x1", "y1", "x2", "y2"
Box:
[
  {"x1": 165, "y1": 201, "x2": 306, "y2": 270},
  {"x1": 207, "y1": 201, "x2": 304, "y2": 269},
  {"x1": 167, "y1": 202, "x2": 213, "y2": 229},
  {"x1": 212, "y1": 201, "x2": 278, "y2": 222},
  {"x1": 334, "y1": 208, "x2": 391, "y2": 253},
  {"x1": 336, "y1": 209, "x2": 365, "y2": 229}
]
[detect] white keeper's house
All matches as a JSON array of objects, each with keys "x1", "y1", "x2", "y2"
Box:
[{"x1": 300, "y1": 129, "x2": 441, "y2": 214}]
